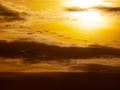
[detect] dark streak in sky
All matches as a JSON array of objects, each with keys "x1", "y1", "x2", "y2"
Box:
[
  {"x1": 64, "y1": 6, "x2": 120, "y2": 13},
  {"x1": 0, "y1": 40, "x2": 120, "y2": 63},
  {"x1": 64, "y1": 6, "x2": 87, "y2": 12},
  {"x1": 70, "y1": 64, "x2": 120, "y2": 73},
  {"x1": 94, "y1": 6, "x2": 120, "y2": 12}
]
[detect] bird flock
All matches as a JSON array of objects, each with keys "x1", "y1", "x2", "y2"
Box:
[{"x1": 2, "y1": 24, "x2": 120, "y2": 46}]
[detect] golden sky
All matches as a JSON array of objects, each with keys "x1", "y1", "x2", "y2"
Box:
[
  {"x1": 0, "y1": 0, "x2": 120, "y2": 47},
  {"x1": 0, "y1": 0, "x2": 120, "y2": 73}
]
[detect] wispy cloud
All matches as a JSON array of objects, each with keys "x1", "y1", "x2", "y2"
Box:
[
  {"x1": 64, "y1": 6, "x2": 120, "y2": 13},
  {"x1": 64, "y1": 6, "x2": 87, "y2": 12},
  {"x1": 70, "y1": 64, "x2": 120, "y2": 73},
  {"x1": 94, "y1": 6, "x2": 120, "y2": 12},
  {"x1": 0, "y1": 2, "x2": 29, "y2": 22}
]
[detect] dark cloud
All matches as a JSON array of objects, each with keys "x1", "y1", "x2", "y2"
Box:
[
  {"x1": 0, "y1": 3, "x2": 27, "y2": 22},
  {"x1": 94, "y1": 6, "x2": 120, "y2": 12},
  {"x1": 64, "y1": 6, "x2": 120, "y2": 13},
  {"x1": 71, "y1": 64, "x2": 120, "y2": 73},
  {"x1": 0, "y1": 40, "x2": 120, "y2": 63},
  {"x1": 64, "y1": 7, "x2": 86, "y2": 12},
  {"x1": 1, "y1": 71, "x2": 120, "y2": 89}
]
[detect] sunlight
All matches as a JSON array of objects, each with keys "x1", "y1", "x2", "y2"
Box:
[
  {"x1": 72, "y1": 11, "x2": 102, "y2": 23},
  {"x1": 67, "y1": 10, "x2": 106, "y2": 31},
  {"x1": 79, "y1": 11, "x2": 104, "y2": 28},
  {"x1": 64, "y1": 0, "x2": 103, "y2": 8}
]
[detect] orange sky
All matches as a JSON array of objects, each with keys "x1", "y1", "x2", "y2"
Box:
[
  {"x1": 0, "y1": 0, "x2": 120, "y2": 47},
  {"x1": 0, "y1": 0, "x2": 120, "y2": 73}
]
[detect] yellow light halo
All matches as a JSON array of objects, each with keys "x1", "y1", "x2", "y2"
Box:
[{"x1": 64, "y1": 0, "x2": 103, "y2": 8}]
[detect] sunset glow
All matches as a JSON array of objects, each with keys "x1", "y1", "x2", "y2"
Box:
[
  {"x1": 0, "y1": 1, "x2": 120, "y2": 87},
  {"x1": 66, "y1": 10, "x2": 106, "y2": 30},
  {"x1": 64, "y1": 0, "x2": 103, "y2": 8}
]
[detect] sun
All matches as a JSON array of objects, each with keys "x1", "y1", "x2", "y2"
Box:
[
  {"x1": 63, "y1": 0, "x2": 109, "y2": 32},
  {"x1": 64, "y1": 0, "x2": 103, "y2": 8},
  {"x1": 65, "y1": 10, "x2": 109, "y2": 33},
  {"x1": 67, "y1": 10, "x2": 104, "y2": 28},
  {"x1": 72, "y1": 11, "x2": 102, "y2": 23}
]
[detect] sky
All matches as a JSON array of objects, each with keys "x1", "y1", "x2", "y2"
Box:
[{"x1": 0, "y1": 0, "x2": 120, "y2": 73}]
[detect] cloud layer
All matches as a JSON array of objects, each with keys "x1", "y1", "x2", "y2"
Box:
[
  {"x1": 0, "y1": 3, "x2": 28, "y2": 22},
  {"x1": 0, "y1": 40, "x2": 120, "y2": 63}
]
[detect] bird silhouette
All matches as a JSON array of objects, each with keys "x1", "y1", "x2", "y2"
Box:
[{"x1": 27, "y1": 32, "x2": 33, "y2": 35}]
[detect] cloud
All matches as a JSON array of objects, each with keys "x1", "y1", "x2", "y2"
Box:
[
  {"x1": 70, "y1": 64, "x2": 120, "y2": 73},
  {"x1": 94, "y1": 6, "x2": 120, "y2": 12},
  {"x1": 0, "y1": 3, "x2": 28, "y2": 22},
  {"x1": 64, "y1": 6, "x2": 120, "y2": 13},
  {"x1": 0, "y1": 40, "x2": 120, "y2": 63},
  {"x1": 64, "y1": 7, "x2": 86, "y2": 12}
]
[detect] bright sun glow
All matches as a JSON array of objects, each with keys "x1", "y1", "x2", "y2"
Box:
[
  {"x1": 66, "y1": 10, "x2": 108, "y2": 32},
  {"x1": 79, "y1": 11, "x2": 104, "y2": 28},
  {"x1": 64, "y1": 0, "x2": 109, "y2": 32},
  {"x1": 64, "y1": 0, "x2": 103, "y2": 8},
  {"x1": 72, "y1": 11, "x2": 102, "y2": 23}
]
